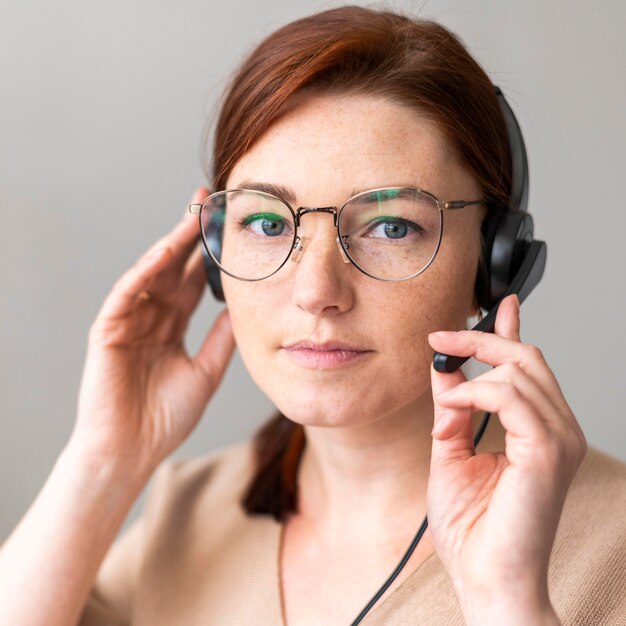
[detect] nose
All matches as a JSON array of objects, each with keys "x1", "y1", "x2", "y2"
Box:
[{"x1": 290, "y1": 214, "x2": 354, "y2": 316}]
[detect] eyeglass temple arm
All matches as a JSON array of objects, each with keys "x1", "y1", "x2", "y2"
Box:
[
  {"x1": 432, "y1": 239, "x2": 547, "y2": 373},
  {"x1": 440, "y1": 200, "x2": 483, "y2": 210}
]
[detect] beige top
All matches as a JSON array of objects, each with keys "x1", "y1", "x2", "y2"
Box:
[{"x1": 78, "y1": 441, "x2": 626, "y2": 626}]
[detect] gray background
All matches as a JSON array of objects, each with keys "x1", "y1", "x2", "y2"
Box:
[{"x1": 1, "y1": 0, "x2": 625, "y2": 541}]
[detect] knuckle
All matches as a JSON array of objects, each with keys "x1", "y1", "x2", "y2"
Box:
[
  {"x1": 540, "y1": 427, "x2": 586, "y2": 474},
  {"x1": 501, "y1": 361, "x2": 522, "y2": 382},
  {"x1": 575, "y1": 427, "x2": 588, "y2": 462},
  {"x1": 562, "y1": 432, "x2": 587, "y2": 474},
  {"x1": 490, "y1": 380, "x2": 523, "y2": 410},
  {"x1": 470, "y1": 329, "x2": 487, "y2": 348},
  {"x1": 523, "y1": 343, "x2": 545, "y2": 364},
  {"x1": 560, "y1": 412, "x2": 587, "y2": 465},
  {"x1": 538, "y1": 433, "x2": 565, "y2": 468},
  {"x1": 87, "y1": 322, "x2": 102, "y2": 345},
  {"x1": 501, "y1": 381, "x2": 521, "y2": 401}
]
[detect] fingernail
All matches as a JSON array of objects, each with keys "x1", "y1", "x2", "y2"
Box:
[{"x1": 429, "y1": 331, "x2": 456, "y2": 339}]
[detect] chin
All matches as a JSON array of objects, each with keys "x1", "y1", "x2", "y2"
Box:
[
  {"x1": 288, "y1": 409, "x2": 364, "y2": 428},
  {"x1": 269, "y1": 382, "x2": 423, "y2": 430},
  {"x1": 262, "y1": 382, "x2": 373, "y2": 428},
  {"x1": 243, "y1": 347, "x2": 432, "y2": 429}
]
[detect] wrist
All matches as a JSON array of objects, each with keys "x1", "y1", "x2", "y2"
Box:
[
  {"x1": 61, "y1": 435, "x2": 156, "y2": 492},
  {"x1": 457, "y1": 586, "x2": 560, "y2": 626}
]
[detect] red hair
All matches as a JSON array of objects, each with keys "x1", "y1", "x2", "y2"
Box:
[{"x1": 201, "y1": 5, "x2": 512, "y2": 521}]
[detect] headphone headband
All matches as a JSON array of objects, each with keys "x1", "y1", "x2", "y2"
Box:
[{"x1": 494, "y1": 86, "x2": 529, "y2": 212}]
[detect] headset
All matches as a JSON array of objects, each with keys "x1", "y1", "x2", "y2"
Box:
[
  {"x1": 433, "y1": 86, "x2": 547, "y2": 372},
  {"x1": 197, "y1": 87, "x2": 546, "y2": 376},
  {"x1": 195, "y1": 86, "x2": 547, "y2": 622},
  {"x1": 352, "y1": 87, "x2": 544, "y2": 623}
]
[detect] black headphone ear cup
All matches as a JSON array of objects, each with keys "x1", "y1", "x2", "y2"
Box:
[
  {"x1": 201, "y1": 241, "x2": 225, "y2": 302},
  {"x1": 475, "y1": 208, "x2": 500, "y2": 311},
  {"x1": 476, "y1": 208, "x2": 534, "y2": 310}
]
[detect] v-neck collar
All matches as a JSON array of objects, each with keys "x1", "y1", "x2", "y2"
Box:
[{"x1": 271, "y1": 518, "x2": 446, "y2": 626}]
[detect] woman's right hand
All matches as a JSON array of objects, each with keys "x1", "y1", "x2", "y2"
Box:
[{"x1": 69, "y1": 187, "x2": 235, "y2": 475}]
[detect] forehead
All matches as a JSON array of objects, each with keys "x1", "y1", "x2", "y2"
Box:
[{"x1": 226, "y1": 93, "x2": 470, "y2": 203}]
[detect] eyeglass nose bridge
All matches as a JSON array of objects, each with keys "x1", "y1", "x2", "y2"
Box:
[
  {"x1": 292, "y1": 206, "x2": 350, "y2": 264},
  {"x1": 295, "y1": 206, "x2": 338, "y2": 227}
]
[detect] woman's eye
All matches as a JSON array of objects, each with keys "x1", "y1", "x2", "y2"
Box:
[
  {"x1": 240, "y1": 213, "x2": 289, "y2": 237},
  {"x1": 365, "y1": 218, "x2": 423, "y2": 239}
]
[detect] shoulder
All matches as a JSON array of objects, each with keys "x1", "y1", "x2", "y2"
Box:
[
  {"x1": 127, "y1": 437, "x2": 284, "y2": 625},
  {"x1": 550, "y1": 446, "x2": 626, "y2": 624},
  {"x1": 142, "y1": 438, "x2": 258, "y2": 536},
  {"x1": 573, "y1": 445, "x2": 626, "y2": 487},
  {"x1": 557, "y1": 445, "x2": 626, "y2": 561},
  {"x1": 151, "y1": 439, "x2": 256, "y2": 500}
]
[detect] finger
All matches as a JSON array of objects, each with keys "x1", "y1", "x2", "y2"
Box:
[
  {"x1": 142, "y1": 187, "x2": 210, "y2": 301},
  {"x1": 463, "y1": 361, "x2": 572, "y2": 433},
  {"x1": 192, "y1": 308, "x2": 236, "y2": 387},
  {"x1": 142, "y1": 187, "x2": 207, "y2": 263},
  {"x1": 428, "y1": 330, "x2": 566, "y2": 413},
  {"x1": 176, "y1": 243, "x2": 208, "y2": 318},
  {"x1": 94, "y1": 187, "x2": 209, "y2": 323},
  {"x1": 95, "y1": 245, "x2": 175, "y2": 323},
  {"x1": 435, "y1": 379, "x2": 549, "y2": 443},
  {"x1": 163, "y1": 186, "x2": 210, "y2": 267},
  {"x1": 494, "y1": 294, "x2": 520, "y2": 341},
  {"x1": 430, "y1": 363, "x2": 476, "y2": 467},
  {"x1": 482, "y1": 362, "x2": 586, "y2": 448}
]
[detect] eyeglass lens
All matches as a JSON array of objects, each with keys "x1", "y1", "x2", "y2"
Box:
[{"x1": 200, "y1": 188, "x2": 442, "y2": 281}]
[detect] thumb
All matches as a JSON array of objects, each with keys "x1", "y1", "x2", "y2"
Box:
[
  {"x1": 494, "y1": 293, "x2": 521, "y2": 341},
  {"x1": 193, "y1": 308, "x2": 236, "y2": 391},
  {"x1": 429, "y1": 359, "x2": 475, "y2": 468}
]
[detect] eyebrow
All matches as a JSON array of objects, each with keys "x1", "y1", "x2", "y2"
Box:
[
  {"x1": 234, "y1": 180, "x2": 422, "y2": 205},
  {"x1": 235, "y1": 181, "x2": 298, "y2": 204}
]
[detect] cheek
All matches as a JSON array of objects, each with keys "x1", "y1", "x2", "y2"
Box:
[
  {"x1": 222, "y1": 276, "x2": 295, "y2": 405},
  {"x1": 223, "y1": 278, "x2": 271, "y2": 362},
  {"x1": 377, "y1": 253, "x2": 478, "y2": 342},
  {"x1": 220, "y1": 241, "x2": 479, "y2": 426},
  {"x1": 423, "y1": 223, "x2": 482, "y2": 328}
]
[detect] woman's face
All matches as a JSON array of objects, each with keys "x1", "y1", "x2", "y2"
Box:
[{"x1": 222, "y1": 93, "x2": 484, "y2": 427}]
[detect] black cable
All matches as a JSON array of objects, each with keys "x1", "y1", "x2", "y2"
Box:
[{"x1": 349, "y1": 411, "x2": 492, "y2": 625}]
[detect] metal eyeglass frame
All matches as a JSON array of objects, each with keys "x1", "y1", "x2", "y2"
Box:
[{"x1": 188, "y1": 185, "x2": 483, "y2": 282}]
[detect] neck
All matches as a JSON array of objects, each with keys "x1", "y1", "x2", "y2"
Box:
[{"x1": 294, "y1": 393, "x2": 505, "y2": 540}]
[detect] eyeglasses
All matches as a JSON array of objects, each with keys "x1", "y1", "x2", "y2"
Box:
[{"x1": 188, "y1": 186, "x2": 482, "y2": 282}]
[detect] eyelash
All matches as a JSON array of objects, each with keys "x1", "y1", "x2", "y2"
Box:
[
  {"x1": 232, "y1": 208, "x2": 426, "y2": 242},
  {"x1": 236, "y1": 214, "x2": 291, "y2": 234}
]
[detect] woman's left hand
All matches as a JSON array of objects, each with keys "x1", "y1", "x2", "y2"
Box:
[{"x1": 426, "y1": 294, "x2": 587, "y2": 626}]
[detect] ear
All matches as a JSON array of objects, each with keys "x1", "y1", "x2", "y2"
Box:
[
  {"x1": 472, "y1": 291, "x2": 481, "y2": 316},
  {"x1": 471, "y1": 290, "x2": 481, "y2": 317},
  {"x1": 464, "y1": 292, "x2": 482, "y2": 330}
]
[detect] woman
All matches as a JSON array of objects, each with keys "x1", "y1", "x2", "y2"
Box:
[{"x1": 1, "y1": 6, "x2": 624, "y2": 626}]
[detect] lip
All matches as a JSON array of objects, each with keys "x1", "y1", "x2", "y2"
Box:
[
  {"x1": 283, "y1": 339, "x2": 369, "y2": 351},
  {"x1": 280, "y1": 340, "x2": 374, "y2": 369}
]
